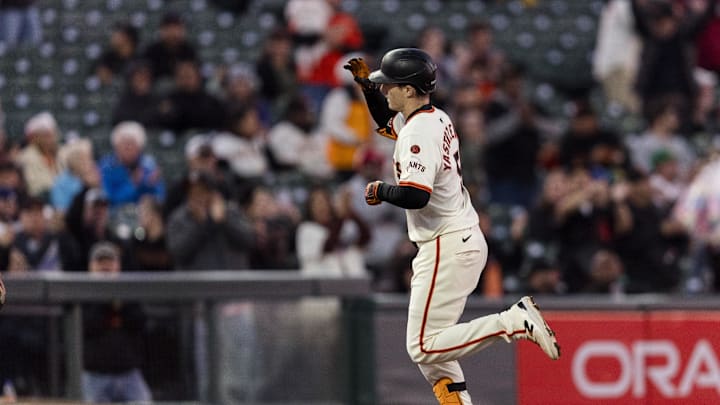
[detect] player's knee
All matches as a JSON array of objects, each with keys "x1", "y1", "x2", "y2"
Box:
[{"x1": 407, "y1": 340, "x2": 431, "y2": 364}]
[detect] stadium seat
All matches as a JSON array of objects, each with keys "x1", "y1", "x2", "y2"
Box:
[{"x1": 465, "y1": 0, "x2": 486, "y2": 15}]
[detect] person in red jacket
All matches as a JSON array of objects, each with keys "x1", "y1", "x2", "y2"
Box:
[{"x1": 291, "y1": 0, "x2": 364, "y2": 112}]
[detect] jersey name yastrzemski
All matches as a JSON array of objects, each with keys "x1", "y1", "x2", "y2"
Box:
[{"x1": 390, "y1": 106, "x2": 479, "y2": 242}]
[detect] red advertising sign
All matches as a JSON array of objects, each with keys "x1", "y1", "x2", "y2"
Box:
[{"x1": 517, "y1": 311, "x2": 720, "y2": 404}]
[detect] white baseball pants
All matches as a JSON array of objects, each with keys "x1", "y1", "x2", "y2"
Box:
[{"x1": 406, "y1": 225, "x2": 516, "y2": 404}]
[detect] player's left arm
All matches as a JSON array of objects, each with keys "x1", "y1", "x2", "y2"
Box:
[
  {"x1": 365, "y1": 181, "x2": 430, "y2": 209},
  {"x1": 365, "y1": 131, "x2": 438, "y2": 209}
]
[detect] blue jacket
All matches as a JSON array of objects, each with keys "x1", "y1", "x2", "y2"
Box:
[
  {"x1": 50, "y1": 169, "x2": 83, "y2": 212},
  {"x1": 99, "y1": 153, "x2": 165, "y2": 206}
]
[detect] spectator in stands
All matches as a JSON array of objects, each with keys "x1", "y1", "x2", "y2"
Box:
[
  {"x1": 320, "y1": 58, "x2": 374, "y2": 181},
  {"x1": 0, "y1": 186, "x2": 17, "y2": 270},
  {"x1": 163, "y1": 134, "x2": 234, "y2": 220},
  {"x1": 209, "y1": 63, "x2": 271, "y2": 126},
  {"x1": 128, "y1": 195, "x2": 173, "y2": 271},
  {"x1": 255, "y1": 28, "x2": 298, "y2": 122},
  {"x1": 51, "y1": 138, "x2": 100, "y2": 214},
  {"x1": 99, "y1": 121, "x2": 165, "y2": 208},
  {"x1": 464, "y1": 20, "x2": 506, "y2": 92},
  {"x1": 584, "y1": 249, "x2": 625, "y2": 293},
  {"x1": 522, "y1": 258, "x2": 564, "y2": 295},
  {"x1": 296, "y1": 186, "x2": 370, "y2": 277},
  {"x1": 245, "y1": 187, "x2": 300, "y2": 269},
  {"x1": 522, "y1": 170, "x2": 569, "y2": 294},
  {"x1": 558, "y1": 101, "x2": 627, "y2": 179},
  {"x1": 17, "y1": 112, "x2": 61, "y2": 200},
  {"x1": 157, "y1": 60, "x2": 226, "y2": 133},
  {"x1": 483, "y1": 65, "x2": 558, "y2": 208},
  {"x1": 0, "y1": 162, "x2": 26, "y2": 211},
  {"x1": 696, "y1": 4, "x2": 720, "y2": 75},
  {"x1": 112, "y1": 60, "x2": 162, "y2": 127},
  {"x1": 553, "y1": 168, "x2": 617, "y2": 292},
  {"x1": 212, "y1": 107, "x2": 268, "y2": 202},
  {"x1": 93, "y1": 22, "x2": 140, "y2": 86},
  {"x1": 0, "y1": 0, "x2": 41, "y2": 48},
  {"x1": 626, "y1": 97, "x2": 696, "y2": 179},
  {"x1": 649, "y1": 149, "x2": 684, "y2": 210},
  {"x1": 673, "y1": 154, "x2": 720, "y2": 292},
  {"x1": 593, "y1": 0, "x2": 641, "y2": 113},
  {"x1": 504, "y1": 206, "x2": 534, "y2": 287},
  {"x1": 290, "y1": 0, "x2": 364, "y2": 112},
  {"x1": 452, "y1": 78, "x2": 486, "y2": 113},
  {"x1": 691, "y1": 67, "x2": 719, "y2": 133},
  {"x1": 63, "y1": 187, "x2": 121, "y2": 271},
  {"x1": 613, "y1": 170, "x2": 687, "y2": 293},
  {"x1": 166, "y1": 170, "x2": 255, "y2": 270},
  {"x1": 0, "y1": 163, "x2": 24, "y2": 270},
  {"x1": 141, "y1": 12, "x2": 197, "y2": 80},
  {"x1": 267, "y1": 95, "x2": 332, "y2": 179},
  {"x1": 8, "y1": 197, "x2": 61, "y2": 271},
  {"x1": 631, "y1": 0, "x2": 718, "y2": 130},
  {"x1": 526, "y1": 169, "x2": 567, "y2": 244},
  {"x1": 82, "y1": 242, "x2": 152, "y2": 403},
  {"x1": 0, "y1": 161, "x2": 27, "y2": 191}
]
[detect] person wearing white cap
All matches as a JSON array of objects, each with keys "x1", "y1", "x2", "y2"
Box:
[{"x1": 17, "y1": 111, "x2": 61, "y2": 198}]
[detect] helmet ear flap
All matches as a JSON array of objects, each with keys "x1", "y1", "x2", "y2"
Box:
[{"x1": 410, "y1": 84, "x2": 426, "y2": 96}]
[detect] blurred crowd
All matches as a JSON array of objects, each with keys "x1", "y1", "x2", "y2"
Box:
[
  {"x1": 1, "y1": 0, "x2": 720, "y2": 401},
  {"x1": 0, "y1": 0, "x2": 719, "y2": 298}
]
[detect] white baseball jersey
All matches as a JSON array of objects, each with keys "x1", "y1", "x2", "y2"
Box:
[{"x1": 389, "y1": 105, "x2": 479, "y2": 242}]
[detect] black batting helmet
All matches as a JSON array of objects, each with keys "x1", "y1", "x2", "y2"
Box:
[{"x1": 369, "y1": 48, "x2": 437, "y2": 94}]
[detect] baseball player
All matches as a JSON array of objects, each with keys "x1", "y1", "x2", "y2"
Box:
[{"x1": 345, "y1": 48, "x2": 560, "y2": 404}]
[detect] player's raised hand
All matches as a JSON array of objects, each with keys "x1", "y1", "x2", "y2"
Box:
[
  {"x1": 344, "y1": 58, "x2": 377, "y2": 91},
  {"x1": 364, "y1": 181, "x2": 383, "y2": 206}
]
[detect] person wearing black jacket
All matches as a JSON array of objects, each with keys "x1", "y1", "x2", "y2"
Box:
[
  {"x1": 112, "y1": 60, "x2": 162, "y2": 127},
  {"x1": 141, "y1": 12, "x2": 197, "y2": 80},
  {"x1": 93, "y1": 23, "x2": 139, "y2": 85},
  {"x1": 157, "y1": 60, "x2": 226, "y2": 133},
  {"x1": 631, "y1": 0, "x2": 718, "y2": 131},
  {"x1": 62, "y1": 187, "x2": 129, "y2": 271},
  {"x1": 81, "y1": 242, "x2": 152, "y2": 402}
]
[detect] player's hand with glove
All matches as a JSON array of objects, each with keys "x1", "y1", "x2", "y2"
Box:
[
  {"x1": 344, "y1": 57, "x2": 377, "y2": 91},
  {"x1": 365, "y1": 181, "x2": 384, "y2": 205}
]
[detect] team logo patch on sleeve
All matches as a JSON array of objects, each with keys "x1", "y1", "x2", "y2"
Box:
[
  {"x1": 406, "y1": 157, "x2": 426, "y2": 173},
  {"x1": 411, "y1": 145, "x2": 421, "y2": 154}
]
